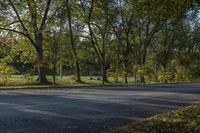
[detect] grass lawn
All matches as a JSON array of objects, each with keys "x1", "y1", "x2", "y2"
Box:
[
  {"x1": 111, "y1": 104, "x2": 200, "y2": 133},
  {"x1": 0, "y1": 75, "x2": 136, "y2": 88},
  {"x1": 1, "y1": 75, "x2": 199, "y2": 88}
]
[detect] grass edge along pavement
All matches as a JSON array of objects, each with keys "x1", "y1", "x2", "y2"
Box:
[
  {"x1": 1, "y1": 82, "x2": 200, "y2": 90},
  {"x1": 0, "y1": 83, "x2": 131, "y2": 90},
  {"x1": 111, "y1": 104, "x2": 200, "y2": 133}
]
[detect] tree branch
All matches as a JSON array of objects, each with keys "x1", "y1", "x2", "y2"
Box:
[
  {"x1": 0, "y1": 27, "x2": 36, "y2": 46},
  {"x1": 40, "y1": 0, "x2": 52, "y2": 30},
  {"x1": 8, "y1": 0, "x2": 28, "y2": 33}
]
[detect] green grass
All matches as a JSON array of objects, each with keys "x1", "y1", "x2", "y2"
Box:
[
  {"x1": 111, "y1": 104, "x2": 200, "y2": 133},
  {"x1": 1, "y1": 75, "x2": 199, "y2": 88},
  {"x1": 0, "y1": 75, "x2": 135, "y2": 88}
]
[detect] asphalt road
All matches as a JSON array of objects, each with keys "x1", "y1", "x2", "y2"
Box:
[{"x1": 0, "y1": 84, "x2": 200, "y2": 133}]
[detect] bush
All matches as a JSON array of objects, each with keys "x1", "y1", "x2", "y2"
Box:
[
  {"x1": 158, "y1": 70, "x2": 174, "y2": 83},
  {"x1": 137, "y1": 66, "x2": 153, "y2": 82},
  {"x1": 175, "y1": 70, "x2": 185, "y2": 82},
  {"x1": 69, "y1": 75, "x2": 76, "y2": 81},
  {"x1": 22, "y1": 70, "x2": 35, "y2": 83},
  {"x1": 0, "y1": 63, "x2": 18, "y2": 85},
  {"x1": 107, "y1": 68, "x2": 127, "y2": 82}
]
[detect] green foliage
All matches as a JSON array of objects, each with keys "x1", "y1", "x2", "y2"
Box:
[
  {"x1": 0, "y1": 63, "x2": 18, "y2": 85},
  {"x1": 158, "y1": 70, "x2": 174, "y2": 83},
  {"x1": 185, "y1": 65, "x2": 200, "y2": 80},
  {"x1": 137, "y1": 66, "x2": 150, "y2": 77},
  {"x1": 107, "y1": 67, "x2": 128, "y2": 83},
  {"x1": 175, "y1": 70, "x2": 185, "y2": 82},
  {"x1": 22, "y1": 70, "x2": 35, "y2": 83},
  {"x1": 11, "y1": 40, "x2": 37, "y2": 64},
  {"x1": 107, "y1": 69, "x2": 116, "y2": 78},
  {"x1": 137, "y1": 66, "x2": 153, "y2": 81}
]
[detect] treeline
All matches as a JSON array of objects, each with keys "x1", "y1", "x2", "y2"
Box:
[{"x1": 0, "y1": 0, "x2": 200, "y2": 84}]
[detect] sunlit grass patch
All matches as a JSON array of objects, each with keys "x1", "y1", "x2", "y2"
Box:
[{"x1": 112, "y1": 104, "x2": 200, "y2": 133}]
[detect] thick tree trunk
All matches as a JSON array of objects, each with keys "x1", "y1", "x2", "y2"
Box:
[
  {"x1": 38, "y1": 66, "x2": 48, "y2": 83},
  {"x1": 140, "y1": 76, "x2": 145, "y2": 83},
  {"x1": 36, "y1": 33, "x2": 48, "y2": 84}
]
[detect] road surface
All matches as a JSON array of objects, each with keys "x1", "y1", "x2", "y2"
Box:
[{"x1": 0, "y1": 84, "x2": 200, "y2": 133}]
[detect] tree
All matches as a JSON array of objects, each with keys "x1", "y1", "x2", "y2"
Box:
[
  {"x1": 0, "y1": 0, "x2": 60, "y2": 83},
  {"x1": 65, "y1": 0, "x2": 82, "y2": 82},
  {"x1": 45, "y1": 30, "x2": 67, "y2": 85}
]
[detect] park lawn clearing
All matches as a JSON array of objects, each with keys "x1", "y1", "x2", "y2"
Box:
[
  {"x1": 111, "y1": 104, "x2": 200, "y2": 133},
  {"x1": 0, "y1": 75, "x2": 122, "y2": 87}
]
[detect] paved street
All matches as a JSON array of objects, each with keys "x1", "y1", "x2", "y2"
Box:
[{"x1": 0, "y1": 84, "x2": 200, "y2": 133}]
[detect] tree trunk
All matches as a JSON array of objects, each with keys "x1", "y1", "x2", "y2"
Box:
[
  {"x1": 124, "y1": 75, "x2": 128, "y2": 84},
  {"x1": 36, "y1": 32, "x2": 48, "y2": 84},
  {"x1": 140, "y1": 44, "x2": 146, "y2": 83},
  {"x1": 140, "y1": 39, "x2": 149, "y2": 83},
  {"x1": 123, "y1": 31, "x2": 130, "y2": 84},
  {"x1": 53, "y1": 63, "x2": 56, "y2": 85},
  {"x1": 115, "y1": 62, "x2": 119, "y2": 83},
  {"x1": 140, "y1": 76, "x2": 145, "y2": 83},
  {"x1": 134, "y1": 71, "x2": 137, "y2": 84},
  {"x1": 140, "y1": 46, "x2": 146, "y2": 83},
  {"x1": 66, "y1": 0, "x2": 82, "y2": 83},
  {"x1": 116, "y1": 35, "x2": 122, "y2": 83},
  {"x1": 60, "y1": 63, "x2": 63, "y2": 78},
  {"x1": 123, "y1": 60, "x2": 128, "y2": 84},
  {"x1": 75, "y1": 59, "x2": 81, "y2": 82},
  {"x1": 101, "y1": 62, "x2": 107, "y2": 85},
  {"x1": 38, "y1": 66, "x2": 48, "y2": 83}
]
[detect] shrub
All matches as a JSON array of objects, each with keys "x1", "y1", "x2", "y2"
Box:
[
  {"x1": 137, "y1": 66, "x2": 153, "y2": 82},
  {"x1": 107, "y1": 68, "x2": 127, "y2": 82},
  {"x1": 69, "y1": 75, "x2": 76, "y2": 81},
  {"x1": 0, "y1": 63, "x2": 18, "y2": 85},
  {"x1": 158, "y1": 70, "x2": 174, "y2": 83},
  {"x1": 22, "y1": 70, "x2": 35, "y2": 83}
]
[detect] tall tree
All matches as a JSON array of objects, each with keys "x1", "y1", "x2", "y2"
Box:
[
  {"x1": 0, "y1": 0, "x2": 55, "y2": 83},
  {"x1": 79, "y1": 0, "x2": 115, "y2": 84},
  {"x1": 65, "y1": 0, "x2": 82, "y2": 82}
]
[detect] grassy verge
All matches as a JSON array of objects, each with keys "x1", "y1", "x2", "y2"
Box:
[
  {"x1": 0, "y1": 75, "x2": 200, "y2": 88},
  {"x1": 0, "y1": 75, "x2": 133, "y2": 88},
  {"x1": 112, "y1": 104, "x2": 200, "y2": 133}
]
